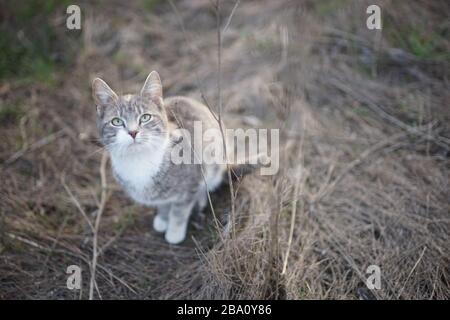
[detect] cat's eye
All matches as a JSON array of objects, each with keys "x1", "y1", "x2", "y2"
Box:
[
  {"x1": 140, "y1": 114, "x2": 152, "y2": 124},
  {"x1": 111, "y1": 117, "x2": 124, "y2": 127}
]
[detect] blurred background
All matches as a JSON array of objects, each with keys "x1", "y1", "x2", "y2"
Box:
[{"x1": 0, "y1": 0, "x2": 449, "y2": 299}]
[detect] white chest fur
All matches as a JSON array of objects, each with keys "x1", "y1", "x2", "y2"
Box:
[{"x1": 110, "y1": 146, "x2": 166, "y2": 204}]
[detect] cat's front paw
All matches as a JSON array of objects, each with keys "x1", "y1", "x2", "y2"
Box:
[
  {"x1": 165, "y1": 223, "x2": 187, "y2": 244},
  {"x1": 153, "y1": 214, "x2": 168, "y2": 233}
]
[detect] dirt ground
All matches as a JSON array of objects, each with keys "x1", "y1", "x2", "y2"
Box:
[{"x1": 0, "y1": 0, "x2": 449, "y2": 299}]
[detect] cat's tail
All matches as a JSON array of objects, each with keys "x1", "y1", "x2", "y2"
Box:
[{"x1": 228, "y1": 153, "x2": 269, "y2": 178}]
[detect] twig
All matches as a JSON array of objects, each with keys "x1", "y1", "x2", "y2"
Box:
[
  {"x1": 169, "y1": 0, "x2": 239, "y2": 239},
  {"x1": 166, "y1": 109, "x2": 225, "y2": 245},
  {"x1": 282, "y1": 119, "x2": 306, "y2": 275},
  {"x1": 7, "y1": 233, "x2": 48, "y2": 250},
  {"x1": 62, "y1": 177, "x2": 95, "y2": 232},
  {"x1": 89, "y1": 151, "x2": 108, "y2": 300},
  {"x1": 397, "y1": 246, "x2": 427, "y2": 299},
  {"x1": 221, "y1": 0, "x2": 240, "y2": 37},
  {"x1": 3, "y1": 130, "x2": 65, "y2": 166},
  {"x1": 166, "y1": 0, "x2": 236, "y2": 247},
  {"x1": 167, "y1": 0, "x2": 218, "y2": 122},
  {"x1": 216, "y1": 0, "x2": 237, "y2": 239},
  {"x1": 281, "y1": 169, "x2": 301, "y2": 275}
]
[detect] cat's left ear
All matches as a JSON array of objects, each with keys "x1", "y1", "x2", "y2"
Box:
[{"x1": 141, "y1": 71, "x2": 163, "y2": 107}]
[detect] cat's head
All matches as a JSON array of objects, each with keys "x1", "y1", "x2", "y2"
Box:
[{"x1": 92, "y1": 71, "x2": 168, "y2": 155}]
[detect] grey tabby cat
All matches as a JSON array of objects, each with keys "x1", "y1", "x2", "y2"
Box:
[{"x1": 92, "y1": 71, "x2": 227, "y2": 244}]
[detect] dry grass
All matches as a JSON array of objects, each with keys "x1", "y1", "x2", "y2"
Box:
[{"x1": 0, "y1": 0, "x2": 449, "y2": 299}]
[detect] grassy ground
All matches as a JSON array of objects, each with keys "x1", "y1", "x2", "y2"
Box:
[{"x1": 0, "y1": 0, "x2": 449, "y2": 299}]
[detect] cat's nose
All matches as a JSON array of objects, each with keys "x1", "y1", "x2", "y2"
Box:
[{"x1": 128, "y1": 130, "x2": 139, "y2": 139}]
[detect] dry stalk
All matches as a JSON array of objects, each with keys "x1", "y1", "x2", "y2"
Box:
[
  {"x1": 4, "y1": 130, "x2": 65, "y2": 166},
  {"x1": 89, "y1": 151, "x2": 108, "y2": 300},
  {"x1": 397, "y1": 246, "x2": 427, "y2": 299},
  {"x1": 281, "y1": 119, "x2": 306, "y2": 275},
  {"x1": 215, "y1": 0, "x2": 237, "y2": 240}
]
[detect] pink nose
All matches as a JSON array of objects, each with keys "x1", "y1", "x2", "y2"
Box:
[{"x1": 128, "y1": 130, "x2": 138, "y2": 139}]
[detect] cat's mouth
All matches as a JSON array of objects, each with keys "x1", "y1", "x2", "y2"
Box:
[
  {"x1": 128, "y1": 140, "x2": 143, "y2": 147},
  {"x1": 113, "y1": 137, "x2": 156, "y2": 153},
  {"x1": 126, "y1": 139, "x2": 150, "y2": 150}
]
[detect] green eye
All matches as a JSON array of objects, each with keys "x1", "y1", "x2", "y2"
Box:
[
  {"x1": 111, "y1": 117, "x2": 124, "y2": 126},
  {"x1": 140, "y1": 114, "x2": 152, "y2": 124}
]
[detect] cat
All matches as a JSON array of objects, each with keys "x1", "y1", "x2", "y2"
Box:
[{"x1": 92, "y1": 71, "x2": 243, "y2": 244}]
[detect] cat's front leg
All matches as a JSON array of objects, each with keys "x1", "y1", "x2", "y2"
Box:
[
  {"x1": 153, "y1": 204, "x2": 171, "y2": 233},
  {"x1": 196, "y1": 186, "x2": 208, "y2": 212},
  {"x1": 165, "y1": 201, "x2": 196, "y2": 244}
]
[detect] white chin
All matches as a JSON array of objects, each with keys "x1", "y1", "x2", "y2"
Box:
[
  {"x1": 110, "y1": 142, "x2": 146, "y2": 156},
  {"x1": 127, "y1": 141, "x2": 146, "y2": 151}
]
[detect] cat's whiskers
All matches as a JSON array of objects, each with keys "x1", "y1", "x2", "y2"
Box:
[{"x1": 87, "y1": 141, "x2": 123, "y2": 158}]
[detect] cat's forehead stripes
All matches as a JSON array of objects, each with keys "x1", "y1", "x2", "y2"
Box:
[
  {"x1": 117, "y1": 95, "x2": 146, "y2": 117},
  {"x1": 123, "y1": 94, "x2": 133, "y2": 102}
]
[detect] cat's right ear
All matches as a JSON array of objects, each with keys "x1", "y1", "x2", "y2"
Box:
[{"x1": 92, "y1": 78, "x2": 118, "y2": 114}]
